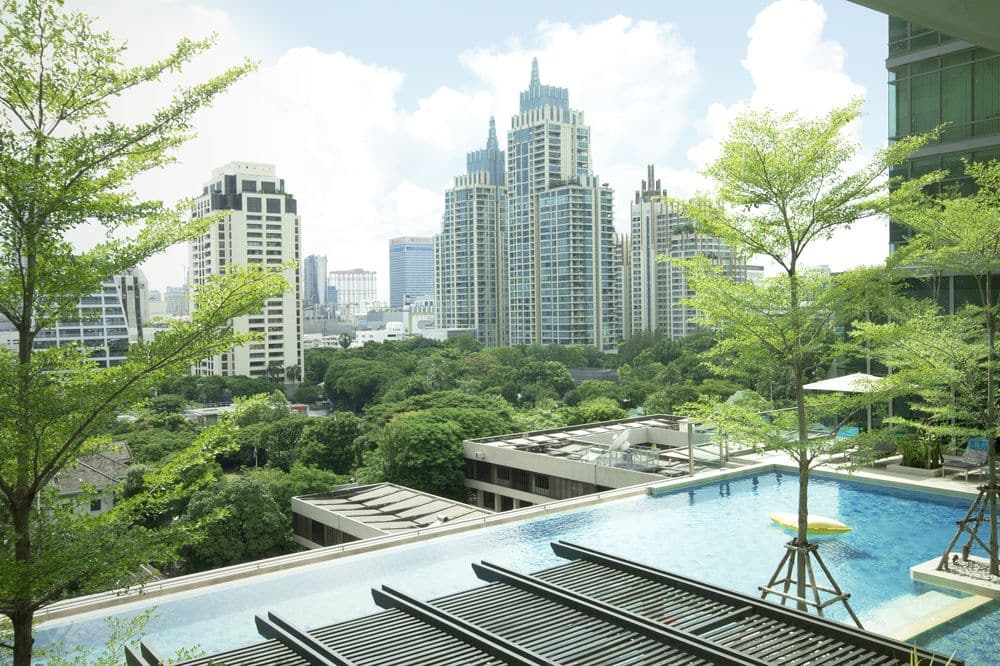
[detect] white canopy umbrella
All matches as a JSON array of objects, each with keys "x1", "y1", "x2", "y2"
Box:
[
  {"x1": 804, "y1": 372, "x2": 884, "y2": 432},
  {"x1": 803, "y1": 373, "x2": 883, "y2": 394}
]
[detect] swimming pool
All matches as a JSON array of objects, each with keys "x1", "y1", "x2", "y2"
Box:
[{"x1": 34, "y1": 472, "x2": 1000, "y2": 664}]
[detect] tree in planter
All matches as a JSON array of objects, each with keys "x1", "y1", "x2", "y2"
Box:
[
  {"x1": 0, "y1": 1, "x2": 286, "y2": 662},
  {"x1": 854, "y1": 160, "x2": 1000, "y2": 576},
  {"x1": 678, "y1": 100, "x2": 930, "y2": 624}
]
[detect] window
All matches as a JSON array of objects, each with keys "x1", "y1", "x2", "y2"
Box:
[
  {"x1": 241, "y1": 179, "x2": 257, "y2": 192},
  {"x1": 261, "y1": 181, "x2": 276, "y2": 193},
  {"x1": 246, "y1": 197, "x2": 262, "y2": 212},
  {"x1": 266, "y1": 198, "x2": 281, "y2": 214},
  {"x1": 90, "y1": 498, "x2": 102, "y2": 512}
]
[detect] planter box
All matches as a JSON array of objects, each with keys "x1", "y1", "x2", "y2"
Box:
[{"x1": 886, "y1": 463, "x2": 943, "y2": 478}]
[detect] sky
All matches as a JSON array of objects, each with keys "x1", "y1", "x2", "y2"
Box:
[{"x1": 72, "y1": 0, "x2": 891, "y2": 299}]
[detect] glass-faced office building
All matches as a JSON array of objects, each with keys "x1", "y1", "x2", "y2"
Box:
[
  {"x1": 887, "y1": 16, "x2": 1000, "y2": 310},
  {"x1": 389, "y1": 237, "x2": 433, "y2": 308},
  {"x1": 506, "y1": 59, "x2": 620, "y2": 352}
]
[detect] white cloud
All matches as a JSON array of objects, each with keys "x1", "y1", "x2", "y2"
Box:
[
  {"x1": 66, "y1": 0, "x2": 879, "y2": 297},
  {"x1": 684, "y1": 0, "x2": 883, "y2": 273},
  {"x1": 66, "y1": 6, "x2": 703, "y2": 298}
]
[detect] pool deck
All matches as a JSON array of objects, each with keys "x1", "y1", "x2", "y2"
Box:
[{"x1": 36, "y1": 451, "x2": 987, "y2": 628}]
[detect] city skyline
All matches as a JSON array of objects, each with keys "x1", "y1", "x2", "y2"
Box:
[{"x1": 71, "y1": 0, "x2": 890, "y2": 300}]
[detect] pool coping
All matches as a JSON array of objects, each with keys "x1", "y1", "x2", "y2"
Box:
[
  {"x1": 912, "y1": 556, "x2": 1000, "y2": 599},
  {"x1": 35, "y1": 458, "x2": 982, "y2": 627}
]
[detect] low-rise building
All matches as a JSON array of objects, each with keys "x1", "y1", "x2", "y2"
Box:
[
  {"x1": 53, "y1": 441, "x2": 132, "y2": 515},
  {"x1": 291, "y1": 483, "x2": 492, "y2": 549},
  {"x1": 463, "y1": 416, "x2": 727, "y2": 511}
]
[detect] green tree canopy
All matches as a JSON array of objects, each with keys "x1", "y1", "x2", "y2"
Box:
[
  {"x1": 296, "y1": 412, "x2": 361, "y2": 474},
  {"x1": 678, "y1": 100, "x2": 930, "y2": 616},
  {"x1": 0, "y1": 2, "x2": 285, "y2": 661},
  {"x1": 179, "y1": 475, "x2": 289, "y2": 572},
  {"x1": 857, "y1": 159, "x2": 1000, "y2": 575}
]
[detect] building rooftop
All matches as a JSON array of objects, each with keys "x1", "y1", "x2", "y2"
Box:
[
  {"x1": 128, "y1": 540, "x2": 958, "y2": 666},
  {"x1": 53, "y1": 441, "x2": 132, "y2": 496},
  {"x1": 467, "y1": 415, "x2": 726, "y2": 475},
  {"x1": 295, "y1": 483, "x2": 493, "y2": 535}
]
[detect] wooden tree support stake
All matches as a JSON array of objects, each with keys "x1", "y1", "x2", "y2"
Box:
[
  {"x1": 938, "y1": 482, "x2": 1000, "y2": 571},
  {"x1": 760, "y1": 539, "x2": 863, "y2": 629}
]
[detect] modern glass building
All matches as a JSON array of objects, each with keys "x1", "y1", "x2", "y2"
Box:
[
  {"x1": 886, "y1": 16, "x2": 1000, "y2": 311},
  {"x1": 506, "y1": 59, "x2": 620, "y2": 351},
  {"x1": 630, "y1": 165, "x2": 747, "y2": 340},
  {"x1": 302, "y1": 254, "x2": 328, "y2": 307},
  {"x1": 434, "y1": 118, "x2": 508, "y2": 346},
  {"x1": 388, "y1": 237, "x2": 433, "y2": 308}
]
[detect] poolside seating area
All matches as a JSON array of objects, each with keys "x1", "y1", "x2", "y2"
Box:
[{"x1": 942, "y1": 438, "x2": 991, "y2": 481}]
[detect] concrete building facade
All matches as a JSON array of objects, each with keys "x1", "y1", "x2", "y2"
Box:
[
  {"x1": 434, "y1": 118, "x2": 508, "y2": 346},
  {"x1": 464, "y1": 416, "x2": 723, "y2": 512},
  {"x1": 506, "y1": 59, "x2": 620, "y2": 352},
  {"x1": 389, "y1": 237, "x2": 433, "y2": 308},
  {"x1": 17, "y1": 270, "x2": 150, "y2": 367},
  {"x1": 188, "y1": 162, "x2": 303, "y2": 378},
  {"x1": 328, "y1": 269, "x2": 377, "y2": 318},
  {"x1": 629, "y1": 165, "x2": 748, "y2": 340}
]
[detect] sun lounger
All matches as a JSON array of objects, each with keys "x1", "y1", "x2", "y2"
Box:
[{"x1": 942, "y1": 437, "x2": 990, "y2": 481}]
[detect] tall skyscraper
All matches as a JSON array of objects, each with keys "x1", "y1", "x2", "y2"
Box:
[
  {"x1": 188, "y1": 162, "x2": 303, "y2": 377},
  {"x1": 506, "y1": 59, "x2": 620, "y2": 351},
  {"x1": 328, "y1": 269, "x2": 377, "y2": 317},
  {"x1": 434, "y1": 118, "x2": 508, "y2": 346},
  {"x1": 630, "y1": 165, "x2": 747, "y2": 340},
  {"x1": 389, "y1": 237, "x2": 433, "y2": 308},
  {"x1": 302, "y1": 254, "x2": 328, "y2": 306}
]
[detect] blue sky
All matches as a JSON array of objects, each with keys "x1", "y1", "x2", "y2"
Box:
[{"x1": 80, "y1": 0, "x2": 892, "y2": 297}]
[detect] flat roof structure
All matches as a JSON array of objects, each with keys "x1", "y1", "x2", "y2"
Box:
[
  {"x1": 126, "y1": 540, "x2": 962, "y2": 666},
  {"x1": 292, "y1": 483, "x2": 493, "y2": 547}
]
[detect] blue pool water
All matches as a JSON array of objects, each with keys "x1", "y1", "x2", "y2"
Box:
[{"x1": 34, "y1": 473, "x2": 1000, "y2": 664}]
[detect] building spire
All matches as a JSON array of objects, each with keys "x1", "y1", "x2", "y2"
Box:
[
  {"x1": 530, "y1": 57, "x2": 540, "y2": 86},
  {"x1": 487, "y1": 116, "x2": 498, "y2": 151}
]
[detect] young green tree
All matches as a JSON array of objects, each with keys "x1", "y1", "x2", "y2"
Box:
[
  {"x1": 857, "y1": 160, "x2": 1000, "y2": 575},
  {"x1": 679, "y1": 100, "x2": 929, "y2": 618},
  {"x1": 0, "y1": 1, "x2": 286, "y2": 662}
]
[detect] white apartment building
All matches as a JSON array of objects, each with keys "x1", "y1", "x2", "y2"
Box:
[
  {"x1": 13, "y1": 269, "x2": 150, "y2": 367},
  {"x1": 188, "y1": 162, "x2": 303, "y2": 378},
  {"x1": 328, "y1": 269, "x2": 377, "y2": 318}
]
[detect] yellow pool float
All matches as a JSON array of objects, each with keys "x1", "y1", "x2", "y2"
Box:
[{"x1": 768, "y1": 512, "x2": 851, "y2": 535}]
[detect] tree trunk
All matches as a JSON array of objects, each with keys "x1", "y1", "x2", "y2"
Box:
[
  {"x1": 986, "y1": 272, "x2": 998, "y2": 576},
  {"x1": 11, "y1": 608, "x2": 34, "y2": 666},
  {"x1": 11, "y1": 500, "x2": 34, "y2": 666},
  {"x1": 794, "y1": 376, "x2": 810, "y2": 611}
]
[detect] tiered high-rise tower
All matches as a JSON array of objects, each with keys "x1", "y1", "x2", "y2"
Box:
[
  {"x1": 434, "y1": 118, "x2": 508, "y2": 346},
  {"x1": 505, "y1": 59, "x2": 620, "y2": 351},
  {"x1": 630, "y1": 164, "x2": 747, "y2": 340}
]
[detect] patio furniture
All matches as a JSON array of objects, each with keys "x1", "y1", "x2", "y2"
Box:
[{"x1": 942, "y1": 437, "x2": 990, "y2": 481}]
